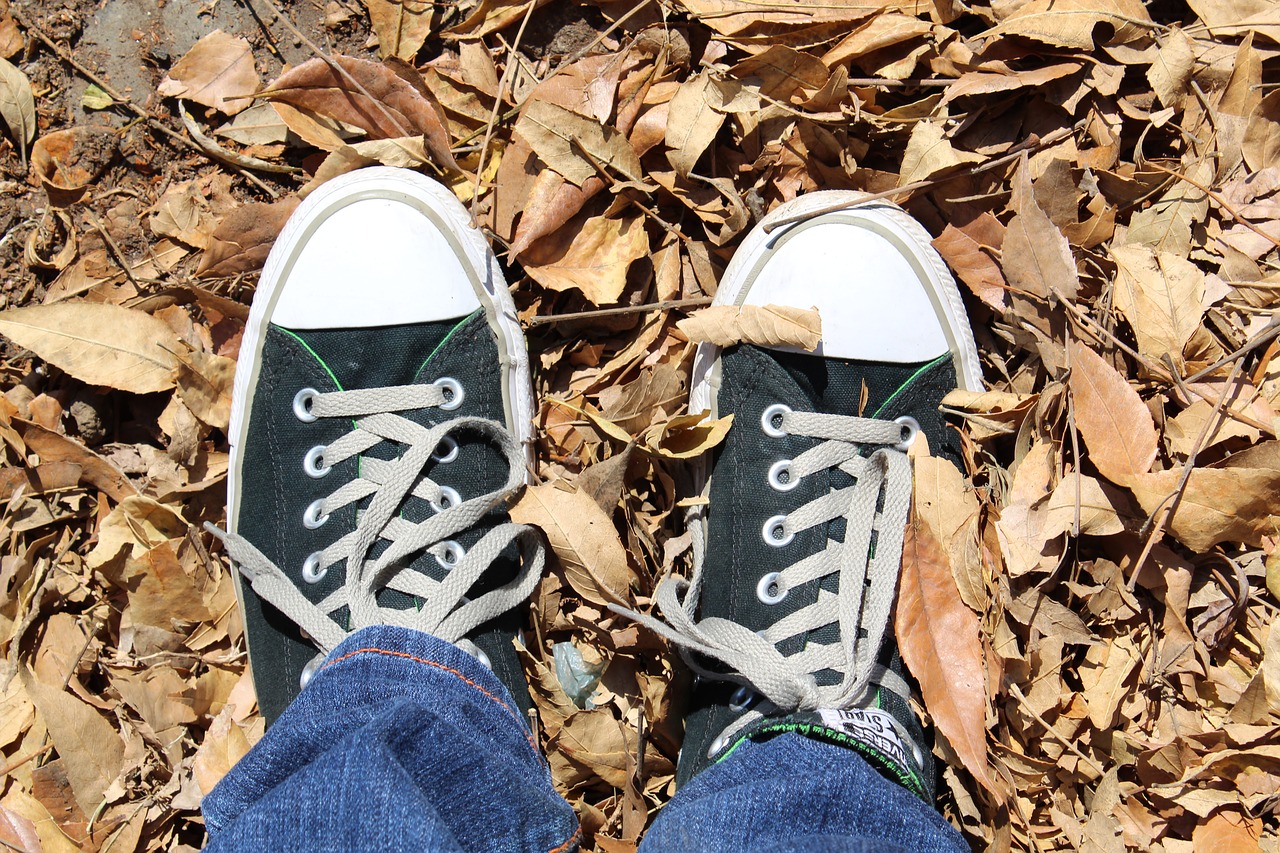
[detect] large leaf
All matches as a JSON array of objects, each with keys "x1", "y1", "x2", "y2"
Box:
[
  {"x1": 260, "y1": 56, "x2": 456, "y2": 169},
  {"x1": 0, "y1": 55, "x2": 34, "y2": 151},
  {"x1": 895, "y1": 517, "x2": 996, "y2": 794},
  {"x1": 1111, "y1": 244, "x2": 1208, "y2": 364},
  {"x1": 1067, "y1": 339, "x2": 1157, "y2": 482},
  {"x1": 0, "y1": 303, "x2": 181, "y2": 394},
  {"x1": 676, "y1": 304, "x2": 821, "y2": 350},
  {"x1": 508, "y1": 481, "x2": 633, "y2": 606},
  {"x1": 156, "y1": 30, "x2": 260, "y2": 116},
  {"x1": 521, "y1": 211, "x2": 649, "y2": 305}
]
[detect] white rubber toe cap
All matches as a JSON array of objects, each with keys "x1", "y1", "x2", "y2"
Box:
[{"x1": 703, "y1": 191, "x2": 984, "y2": 391}]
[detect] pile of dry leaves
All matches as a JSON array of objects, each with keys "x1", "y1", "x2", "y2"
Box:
[{"x1": 0, "y1": 0, "x2": 1278, "y2": 849}]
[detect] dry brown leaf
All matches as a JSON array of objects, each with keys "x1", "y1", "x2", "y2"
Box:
[
  {"x1": 193, "y1": 706, "x2": 255, "y2": 795},
  {"x1": 0, "y1": 55, "x2": 34, "y2": 151},
  {"x1": 367, "y1": 0, "x2": 435, "y2": 62},
  {"x1": 1126, "y1": 466, "x2": 1280, "y2": 551},
  {"x1": 260, "y1": 56, "x2": 456, "y2": 170},
  {"x1": 1186, "y1": 0, "x2": 1280, "y2": 46},
  {"x1": 197, "y1": 196, "x2": 300, "y2": 278},
  {"x1": 0, "y1": 804, "x2": 40, "y2": 853},
  {"x1": 1003, "y1": 157, "x2": 1080, "y2": 301},
  {"x1": 914, "y1": 455, "x2": 985, "y2": 613},
  {"x1": 13, "y1": 419, "x2": 138, "y2": 501},
  {"x1": 509, "y1": 481, "x2": 632, "y2": 606},
  {"x1": 665, "y1": 72, "x2": 724, "y2": 177},
  {"x1": 895, "y1": 518, "x2": 995, "y2": 794},
  {"x1": 216, "y1": 101, "x2": 291, "y2": 146},
  {"x1": 1190, "y1": 809, "x2": 1263, "y2": 852},
  {"x1": 898, "y1": 120, "x2": 982, "y2": 187},
  {"x1": 985, "y1": 0, "x2": 1155, "y2": 48},
  {"x1": 676, "y1": 304, "x2": 821, "y2": 350},
  {"x1": 521, "y1": 212, "x2": 648, "y2": 306},
  {"x1": 515, "y1": 99, "x2": 643, "y2": 187},
  {"x1": 151, "y1": 182, "x2": 216, "y2": 249},
  {"x1": 930, "y1": 215, "x2": 1007, "y2": 312},
  {"x1": 157, "y1": 30, "x2": 259, "y2": 116},
  {"x1": 993, "y1": 440, "x2": 1063, "y2": 577},
  {"x1": 1079, "y1": 634, "x2": 1140, "y2": 729},
  {"x1": 30, "y1": 127, "x2": 117, "y2": 201},
  {"x1": 0, "y1": 302, "x2": 181, "y2": 394},
  {"x1": 549, "y1": 708, "x2": 631, "y2": 789},
  {"x1": 1043, "y1": 473, "x2": 1126, "y2": 537},
  {"x1": 641, "y1": 411, "x2": 733, "y2": 459},
  {"x1": 21, "y1": 672, "x2": 124, "y2": 816},
  {"x1": 176, "y1": 350, "x2": 235, "y2": 430},
  {"x1": 85, "y1": 495, "x2": 187, "y2": 568},
  {"x1": 1111, "y1": 244, "x2": 1207, "y2": 365},
  {"x1": 1147, "y1": 28, "x2": 1195, "y2": 109},
  {"x1": 730, "y1": 45, "x2": 829, "y2": 101},
  {"x1": 679, "y1": 0, "x2": 893, "y2": 36},
  {"x1": 1243, "y1": 90, "x2": 1280, "y2": 175},
  {"x1": 1125, "y1": 159, "x2": 1211, "y2": 256},
  {"x1": 1067, "y1": 340, "x2": 1157, "y2": 482}
]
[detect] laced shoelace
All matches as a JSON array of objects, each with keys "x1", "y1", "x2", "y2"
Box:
[
  {"x1": 207, "y1": 383, "x2": 545, "y2": 670},
  {"x1": 617, "y1": 408, "x2": 917, "y2": 754}
]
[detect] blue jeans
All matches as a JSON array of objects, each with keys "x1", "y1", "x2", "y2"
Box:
[{"x1": 203, "y1": 627, "x2": 968, "y2": 852}]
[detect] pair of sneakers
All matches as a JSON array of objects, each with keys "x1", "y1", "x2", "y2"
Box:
[{"x1": 215, "y1": 167, "x2": 984, "y2": 800}]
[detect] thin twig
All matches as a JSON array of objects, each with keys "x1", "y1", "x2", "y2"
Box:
[
  {"x1": 0, "y1": 743, "x2": 54, "y2": 777},
  {"x1": 1183, "y1": 313, "x2": 1280, "y2": 384},
  {"x1": 241, "y1": 0, "x2": 415, "y2": 139},
  {"x1": 525, "y1": 297, "x2": 713, "y2": 327},
  {"x1": 1126, "y1": 355, "x2": 1248, "y2": 590},
  {"x1": 85, "y1": 212, "x2": 143, "y2": 290},
  {"x1": 471, "y1": 0, "x2": 539, "y2": 218},
  {"x1": 178, "y1": 101, "x2": 301, "y2": 176},
  {"x1": 764, "y1": 120, "x2": 1086, "y2": 232}
]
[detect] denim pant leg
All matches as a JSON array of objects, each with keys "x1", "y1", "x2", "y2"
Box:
[
  {"x1": 202, "y1": 625, "x2": 580, "y2": 853},
  {"x1": 639, "y1": 734, "x2": 969, "y2": 853}
]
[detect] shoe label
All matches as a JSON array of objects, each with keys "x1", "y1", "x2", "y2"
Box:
[{"x1": 818, "y1": 708, "x2": 911, "y2": 771}]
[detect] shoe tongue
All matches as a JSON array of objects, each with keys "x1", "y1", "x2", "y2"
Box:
[{"x1": 281, "y1": 316, "x2": 473, "y2": 390}]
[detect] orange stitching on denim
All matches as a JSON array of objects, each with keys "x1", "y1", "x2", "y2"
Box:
[
  {"x1": 321, "y1": 647, "x2": 537, "y2": 752},
  {"x1": 548, "y1": 826, "x2": 581, "y2": 853}
]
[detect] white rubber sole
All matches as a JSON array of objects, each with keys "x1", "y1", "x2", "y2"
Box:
[
  {"x1": 690, "y1": 190, "x2": 985, "y2": 419},
  {"x1": 226, "y1": 167, "x2": 535, "y2": 533}
]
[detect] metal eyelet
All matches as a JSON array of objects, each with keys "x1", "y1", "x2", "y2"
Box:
[
  {"x1": 300, "y1": 654, "x2": 324, "y2": 689},
  {"x1": 303, "y1": 445, "x2": 331, "y2": 478},
  {"x1": 302, "y1": 552, "x2": 327, "y2": 584},
  {"x1": 894, "y1": 415, "x2": 920, "y2": 451},
  {"x1": 761, "y1": 514, "x2": 793, "y2": 547},
  {"x1": 761, "y1": 403, "x2": 792, "y2": 438},
  {"x1": 756, "y1": 571, "x2": 787, "y2": 605},
  {"x1": 436, "y1": 540, "x2": 465, "y2": 569},
  {"x1": 293, "y1": 387, "x2": 319, "y2": 423},
  {"x1": 430, "y1": 486, "x2": 461, "y2": 513},
  {"x1": 303, "y1": 499, "x2": 330, "y2": 529},
  {"x1": 435, "y1": 377, "x2": 464, "y2": 411},
  {"x1": 432, "y1": 435, "x2": 459, "y2": 463},
  {"x1": 767, "y1": 459, "x2": 799, "y2": 492},
  {"x1": 708, "y1": 732, "x2": 728, "y2": 757},
  {"x1": 729, "y1": 685, "x2": 755, "y2": 712},
  {"x1": 474, "y1": 647, "x2": 492, "y2": 669}
]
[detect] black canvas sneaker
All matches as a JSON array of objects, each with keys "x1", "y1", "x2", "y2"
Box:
[
  {"x1": 212, "y1": 167, "x2": 544, "y2": 723},
  {"x1": 624, "y1": 192, "x2": 984, "y2": 800}
]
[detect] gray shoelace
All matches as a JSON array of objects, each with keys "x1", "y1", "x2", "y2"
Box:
[
  {"x1": 617, "y1": 410, "x2": 915, "y2": 753},
  {"x1": 208, "y1": 384, "x2": 544, "y2": 664}
]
